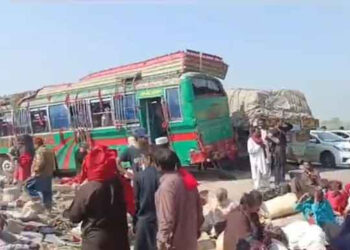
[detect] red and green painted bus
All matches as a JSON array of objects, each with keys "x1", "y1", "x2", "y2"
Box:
[{"x1": 0, "y1": 50, "x2": 236, "y2": 173}]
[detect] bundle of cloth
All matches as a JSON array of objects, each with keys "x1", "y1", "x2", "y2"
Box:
[{"x1": 282, "y1": 220, "x2": 327, "y2": 250}]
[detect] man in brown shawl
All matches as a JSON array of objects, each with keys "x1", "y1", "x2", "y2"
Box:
[{"x1": 154, "y1": 148, "x2": 203, "y2": 250}]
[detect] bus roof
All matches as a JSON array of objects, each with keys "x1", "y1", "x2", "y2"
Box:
[{"x1": 5, "y1": 50, "x2": 228, "y2": 108}]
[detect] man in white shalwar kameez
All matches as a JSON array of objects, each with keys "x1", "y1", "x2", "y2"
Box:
[{"x1": 248, "y1": 128, "x2": 270, "y2": 190}]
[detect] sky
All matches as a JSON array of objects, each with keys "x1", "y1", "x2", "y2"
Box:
[{"x1": 1, "y1": 0, "x2": 349, "y2": 120}]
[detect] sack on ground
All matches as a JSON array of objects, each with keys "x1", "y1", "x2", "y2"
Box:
[{"x1": 264, "y1": 193, "x2": 297, "y2": 219}]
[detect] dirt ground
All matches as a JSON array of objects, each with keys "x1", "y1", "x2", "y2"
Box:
[{"x1": 192, "y1": 160, "x2": 350, "y2": 202}]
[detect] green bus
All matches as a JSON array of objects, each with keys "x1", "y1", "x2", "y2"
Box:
[{"x1": 0, "y1": 50, "x2": 236, "y2": 173}]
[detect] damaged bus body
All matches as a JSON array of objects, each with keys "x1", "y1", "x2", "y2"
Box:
[{"x1": 0, "y1": 50, "x2": 236, "y2": 174}]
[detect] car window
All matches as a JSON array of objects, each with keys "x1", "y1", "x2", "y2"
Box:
[
  {"x1": 335, "y1": 132, "x2": 349, "y2": 139},
  {"x1": 315, "y1": 132, "x2": 345, "y2": 142}
]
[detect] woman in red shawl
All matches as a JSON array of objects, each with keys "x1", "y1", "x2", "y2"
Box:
[
  {"x1": 13, "y1": 135, "x2": 35, "y2": 184},
  {"x1": 64, "y1": 145, "x2": 130, "y2": 250},
  {"x1": 325, "y1": 181, "x2": 349, "y2": 216},
  {"x1": 76, "y1": 145, "x2": 135, "y2": 216}
]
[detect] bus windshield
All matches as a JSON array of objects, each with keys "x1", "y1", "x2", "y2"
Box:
[{"x1": 192, "y1": 77, "x2": 225, "y2": 98}]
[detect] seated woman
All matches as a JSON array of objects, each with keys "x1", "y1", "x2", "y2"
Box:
[
  {"x1": 295, "y1": 189, "x2": 340, "y2": 241},
  {"x1": 294, "y1": 193, "x2": 315, "y2": 223},
  {"x1": 223, "y1": 190, "x2": 264, "y2": 250},
  {"x1": 325, "y1": 181, "x2": 348, "y2": 216},
  {"x1": 290, "y1": 162, "x2": 320, "y2": 199}
]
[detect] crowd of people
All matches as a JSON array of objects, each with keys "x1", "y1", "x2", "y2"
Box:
[
  {"x1": 2, "y1": 124, "x2": 350, "y2": 250},
  {"x1": 247, "y1": 119, "x2": 293, "y2": 190},
  {"x1": 246, "y1": 119, "x2": 350, "y2": 250}
]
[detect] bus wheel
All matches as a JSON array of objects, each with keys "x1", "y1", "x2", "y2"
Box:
[{"x1": 0, "y1": 156, "x2": 12, "y2": 176}]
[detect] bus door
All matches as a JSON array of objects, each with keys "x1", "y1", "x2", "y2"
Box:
[{"x1": 140, "y1": 97, "x2": 167, "y2": 143}]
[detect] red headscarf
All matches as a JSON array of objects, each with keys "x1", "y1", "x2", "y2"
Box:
[
  {"x1": 251, "y1": 132, "x2": 264, "y2": 147},
  {"x1": 78, "y1": 145, "x2": 117, "y2": 182},
  {"x1": 77, "y1": 145, "x2": 135, "y2": 215}
]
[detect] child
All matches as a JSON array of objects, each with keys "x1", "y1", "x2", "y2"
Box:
[{"x1": 212, "y1": 188, "x2": 237, "y2": 237}]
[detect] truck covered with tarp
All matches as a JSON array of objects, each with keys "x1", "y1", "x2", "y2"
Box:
[{"x1": 226, "y1": 88, "x2": 319, "y2": 157}]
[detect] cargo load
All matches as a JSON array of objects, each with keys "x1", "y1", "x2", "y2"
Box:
[{"x1": 226, "y1": 88, "x2": 319, "y2": 130}]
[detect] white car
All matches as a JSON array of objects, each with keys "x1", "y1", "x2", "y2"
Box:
[{"x1": 287, "y1": 130, "x2": 350, "y2": 168}]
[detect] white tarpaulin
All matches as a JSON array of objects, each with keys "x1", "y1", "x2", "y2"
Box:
[
  {"x1": 227, "y1": 88, "x2": 313, "y2": 119},
  {"x1": 226, "y1": 88, "x2": 315, "y2": 128}
]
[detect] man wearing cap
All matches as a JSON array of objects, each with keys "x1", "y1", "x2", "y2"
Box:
[
  {"x1": 155, "y1": 137, "x2": 170, "y2": 149},
  {"x1": 118, "y1": 128, "x2": 149, "y2": 176},
  {"x1": 155, "y1": 137, "x2": 182, "y2": 167}
]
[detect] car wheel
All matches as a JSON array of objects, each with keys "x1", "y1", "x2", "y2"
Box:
[{"x1": 320, "y1": 152, "x2": 336, "y2": 168}]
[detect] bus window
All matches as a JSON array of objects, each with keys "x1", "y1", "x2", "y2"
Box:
[
  {"x1": 30, "y1": 109, "x2": 49, "y2": 134},
  {"x1": 49, "y1": 104, "x2": 70, "y2": 130},
  {"x1": 0, "y1": 113, "x2": 13, "y2": 137},
  {"x1": 90, "y1": 99, "x2": 113, "y2": 128},
  {"x1": 115, "y1": 94, "x2": 138, "y2": 123},
  {"x1": 192, "y1": 78, "x2": 225, "y2": 97},
  {"x1": 69, "y1": 101, "x2": 91, "y2": 129},
  {"x1": 13, "y1": 109, "x2": 31, "y2": 135},
  {"x1": 166, "y1": 88, "x2": 182, "y2": 121}
]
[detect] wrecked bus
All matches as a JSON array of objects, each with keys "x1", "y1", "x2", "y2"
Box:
[{"x1": 0, "y1": 50, "x2": 236, "y2": 174}]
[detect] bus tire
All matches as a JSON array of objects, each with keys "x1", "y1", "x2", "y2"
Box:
[{"x1": 0, "y1": 156, "x2": 12, "y2": 176}]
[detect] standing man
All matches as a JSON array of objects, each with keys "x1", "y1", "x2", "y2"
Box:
[
  {"x1": 118, "y1": 128, "x2": 149, "y2": 177},
  {"x1": 248, "y1": 128, "x2": 270, "y2": 190},
  {"x1": 25, "y1": 138, "x2": 56, "y2": 210},
  {"x1": 133, "y1": 148, "x2": 159, "y2": 250},
  {"x1": 154, "y1": 148, "x2": 203, "y2": 250},
  {"x1": 269, "y1": 121, "x2": 293, "y2": 187},
  {"x1": 257, "y1": 118, "x2": 271, "y2": 167}
]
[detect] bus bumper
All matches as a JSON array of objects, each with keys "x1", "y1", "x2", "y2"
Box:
[{"x1": 190, "y1": 139, "x2": 238, "y2": 164}]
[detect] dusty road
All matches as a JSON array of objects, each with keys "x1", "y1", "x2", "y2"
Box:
[{"x1": 193, "y1": 164, "x2": 350, "y2": 201}]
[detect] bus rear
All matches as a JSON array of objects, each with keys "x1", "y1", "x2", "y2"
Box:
[{"x1": 171, "y1": 73, "x2": 236, "y2": 167}]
